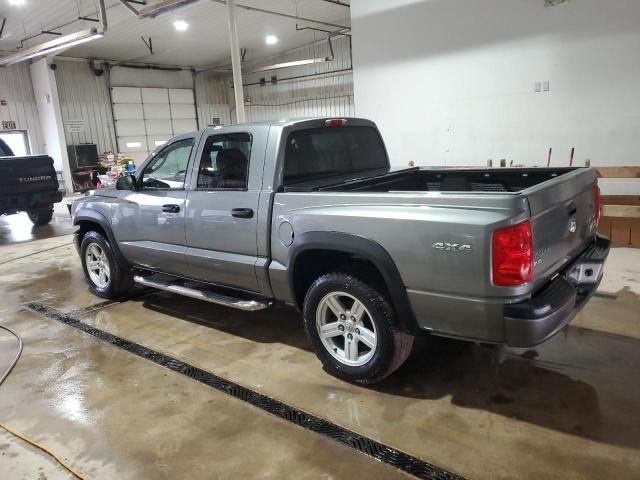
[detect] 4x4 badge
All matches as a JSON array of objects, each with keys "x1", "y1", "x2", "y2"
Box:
[{"x1": 432, "y1": 242, "x2": 473, "y2": 252}]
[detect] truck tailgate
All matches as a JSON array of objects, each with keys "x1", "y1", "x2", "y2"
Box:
[
  {"x1": 525, "y1": 168, "x2": 599, "y2": 286},
  {"x1": 0, "y1": 155, "x2": 59, "y2": 195}
]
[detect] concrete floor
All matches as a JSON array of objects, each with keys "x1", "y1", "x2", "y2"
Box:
[{"x1": 0, "y1": 211, "x2": 639, "y2": 479}]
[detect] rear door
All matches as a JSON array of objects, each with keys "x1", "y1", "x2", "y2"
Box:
[
  {"x1": 526, "y1": 168, "x2": 599, "y2": 285},
  {"x1": 114, "y1": 136, "x2": 195, "y2": 276},
  {"x1": 184, "y1": 126, "x2": 268, "y2": 292}
]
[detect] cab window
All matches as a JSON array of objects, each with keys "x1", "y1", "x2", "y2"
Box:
[
  {"x1": 196, "y1": 132, "x2": 252, "y2": 190},
  {"x1": 140, "y1": 138, "x2": 194, "y2": 190}
]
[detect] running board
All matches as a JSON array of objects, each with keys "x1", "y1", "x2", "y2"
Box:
[{"x1": 133, "y1": 275, "x2": 269, "y2": 312}]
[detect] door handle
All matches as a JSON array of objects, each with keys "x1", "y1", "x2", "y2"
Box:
[
  {"x1": 162, "y1": 204, "x2": 180, "y2": 213},
  {"x1": 231, "y1": 208, "x2": 254, "y2": 219}
]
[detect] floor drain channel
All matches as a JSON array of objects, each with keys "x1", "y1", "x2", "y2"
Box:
[{"x1": 25, "y1": 301, "x2": 464, "y2": 480}]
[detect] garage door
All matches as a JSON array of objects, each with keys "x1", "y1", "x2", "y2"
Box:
[{"x1": 112, "y1": 86, "x2": 197, "y2": 165}]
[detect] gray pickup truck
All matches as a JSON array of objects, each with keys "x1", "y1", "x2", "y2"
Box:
[{"x1": 70, "y1": 117, "x2": 610, "y2": 384}]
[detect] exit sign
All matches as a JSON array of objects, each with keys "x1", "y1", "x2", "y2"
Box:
[{"x1": 2, "y1": 120, "x2": 16, "y2": 129}]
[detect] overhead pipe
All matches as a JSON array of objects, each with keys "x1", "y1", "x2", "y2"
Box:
[{"x1": 208, "y1": 0, "x2": 350, "y2": 30}]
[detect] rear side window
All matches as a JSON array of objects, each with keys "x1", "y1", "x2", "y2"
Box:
[
  {"x1": 196, "y1": 132, "x2": 252, "y2": 190},
  {"x1": 284, "y1": 126, "x2": 388, "y2": 185}
]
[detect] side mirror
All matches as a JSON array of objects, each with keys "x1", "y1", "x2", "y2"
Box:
[{"x1": 116, "y1": 174, "x2": 136, "y2": 191}]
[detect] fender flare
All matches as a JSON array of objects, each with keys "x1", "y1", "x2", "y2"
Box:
[
  {"x1": 287, "y1": 231, "x2": 420, "y2": 334},
  {"x1": 73, "y1": 209, "x2": 129, "y2": 267}
]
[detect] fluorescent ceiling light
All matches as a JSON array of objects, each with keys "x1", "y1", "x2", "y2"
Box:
[
  {"x1": 0, "y1": 28, "x2": 103, "y2": 66},
  {"x1": 173, "y1": 20, "x2": 189, "y2": 31},
  {"x1": 252, "y1": 57, "x2": 328, "y2": 73},
  {"x1": 8, "y1": 0, "x2": 26, "y2": 6},
  {"x1": 154, "y1": 140, "x2": 167, "y2": 146},
  {"x1": 126, "y1": 142, "x2": 142, "y2": 148},
  {"x1": 265, "y1": 34, "x2": 278, "y2": 45}
]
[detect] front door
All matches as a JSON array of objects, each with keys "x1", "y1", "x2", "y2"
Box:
[
  {"x1": 185, "y1": 129, "x2": 264, "y2": 292},
  {"x1": 115, "y1": 136, "x2": 195, "y2": 276}
]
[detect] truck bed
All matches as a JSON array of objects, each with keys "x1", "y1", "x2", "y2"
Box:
[{"x1": 286, "y1": 167, "x2": 579, "y2": 193}]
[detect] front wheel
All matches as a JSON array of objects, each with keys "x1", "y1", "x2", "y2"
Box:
[
  {"x1": 27, "y1": 206, "x2": 53, "y2": 226},
  {"x1": 303, "y1": 272, "x2": 414, "y2": 385},
  {"x1": 80, "y1": 231, "x2": 133, "y2": 299}
]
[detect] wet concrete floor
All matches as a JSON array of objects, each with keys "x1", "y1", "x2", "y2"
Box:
[{"x1": 0, "y1": 214, "x2": 639, "y2": 479}]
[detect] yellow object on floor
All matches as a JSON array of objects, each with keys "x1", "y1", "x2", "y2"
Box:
[{"x1": 0, "y1": 420, "x2": 89, "y2": 480}]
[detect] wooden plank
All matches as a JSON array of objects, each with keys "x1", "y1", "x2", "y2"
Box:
[
  {"x1": 601, "y1": 205, "x2": 640, "y2": 218},
  {"x1": 596, "y1": 167, "x2": 640, "y2": 178},
  {"x1": 611, "y1": 220, "x2": 631, "y2": 246},
  {"x1": 601, "y1": 195, "x2": 640, "y2": 206},
  {"x1": 631, "y1": 219, "x2": 640, "y2": 248}
]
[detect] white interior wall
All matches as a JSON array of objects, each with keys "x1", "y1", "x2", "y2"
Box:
[
  {"x1": 55, "y1": 60, "x2": 117, "y2": 154},
  {"x1": 0, "y1": 63, "x2": 44, "y2": 154},
  {"x1": 351, "y1": 0, "x2": 640, "y2": 168},
  {"x1": 30, "y1": 58, "x2": 73, "y2": 193}
]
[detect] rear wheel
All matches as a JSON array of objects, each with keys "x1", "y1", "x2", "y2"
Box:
[
  {"x1": 80, "y1": 231, "x2": 133, "y2": 299},
  {"x1": 27, "y1": 205, "x2": 53, "y2": 226},
  {"x1": 303, "y1": 272, "x2": 414, "y2": 385}
]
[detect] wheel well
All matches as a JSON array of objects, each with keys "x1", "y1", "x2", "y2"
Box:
[
  {"x1": 292, "y1": 249, "x2": 390, "y2": 309},
  {"x1": 75, "y1": 220, "x2": 107, "y2": 244}
]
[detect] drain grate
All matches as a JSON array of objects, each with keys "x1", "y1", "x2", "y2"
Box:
[{"x1": 25, "y1": 301, "x2": 464, "y2": 480}]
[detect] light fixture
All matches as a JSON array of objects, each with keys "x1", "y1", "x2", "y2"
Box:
[
  {"x1": 154, "y1": 140, "x2": 167, "y2": 147},
  {"x1": 0, "y1": 28, "x2": 104, "y2": 66},
  {"x1": 252, "y1": 57, "x2": 327, "y2": 73},
  {"x1": 126, "y1": 141, "x2": 142, "y2": 148},
  {"x1": 173, "y1": 20, "x2": 189, "y2": 32},
  {"x1": 8, "y1": 0, "x2": 27, "y2": 6},
  {"x1": 265, "y1": 34, "x2": 278, "y2": 45}
]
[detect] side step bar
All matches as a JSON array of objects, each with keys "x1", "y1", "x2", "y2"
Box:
[{"x1": 133, "y1": 275, "x2": 270, "y2": 312}]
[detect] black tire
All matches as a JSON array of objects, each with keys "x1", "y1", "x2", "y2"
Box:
[
  {"x1": 27, "y1": 206, "x2": 54, "y2": 226},
  {"x1": 80, "y1": 230, "x2": 133, "y2": 299},
  {"x1": 303, "y1": 272, "x2": 414, "y2": 385}
]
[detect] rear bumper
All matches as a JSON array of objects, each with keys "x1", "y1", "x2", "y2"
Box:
[
  {"x1": 504, "y1": 235, "x2": 611, "y2": 347},
  {"x1": 0, "y1": 190, "x2": 63, "y2": 214}
]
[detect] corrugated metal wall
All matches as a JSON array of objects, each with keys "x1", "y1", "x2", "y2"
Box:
[
  {"x1": 55, "y1": 59, "x2": 117, "y2": 153},
  {"x1": 241, "y1": 35, "x2": 354, "y2": 122},
  {"x1": 194, "y1": 72, "x2": 233, "y2": 127},
  {"x1": 0, "y1": 62, "x2": 44, "y2": 153},
  {"x1": 194, "y1": 35, "x2": 354, "y2": 126}
]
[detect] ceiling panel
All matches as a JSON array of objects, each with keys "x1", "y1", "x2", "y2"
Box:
[{"x1": 0, "y1": 0, "x2": 350, "y2": 68}]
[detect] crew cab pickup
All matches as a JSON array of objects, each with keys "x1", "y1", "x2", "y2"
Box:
[
  {"x1": 0, "y1": 139, "x2": 63, "y2": 226},
  {"x1": 70, "y1": 118, "x2": 610, "y2": 384}
]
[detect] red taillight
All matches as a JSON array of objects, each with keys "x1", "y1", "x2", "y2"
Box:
[
  {"x1": 594, "y1": 184, "x2": 601, "y2": 227},
  {"x1": 325, "y1": 118, "x2": 347, "y2": 127},
  {"x1": 492, "y1": 220, "x2": 533, "y2": 286}
]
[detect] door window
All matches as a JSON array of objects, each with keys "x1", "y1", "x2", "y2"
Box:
[
  {"x1": 196, "y1": 132, "x2": 252, "y2": 190},
  {"x1": 140, "y1": 138, "x2": 194, "y2": 190}
]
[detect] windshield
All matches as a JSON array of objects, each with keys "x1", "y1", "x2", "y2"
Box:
[{"x1": 283, "y1": 126, "x2": 388, "y2": 185}]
